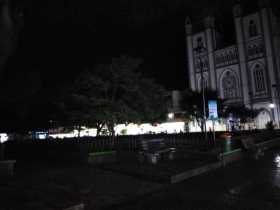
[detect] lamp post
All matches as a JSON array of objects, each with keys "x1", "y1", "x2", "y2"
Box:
[
  {"x1": 272, "y1": 84, "x2": 280, "y2": 128},
  {"x1": 269, "y1": 103, "x2": 275, "y2": 109},
  {"x1": 195, "y1": 45, "x2": 207, "y2": 141},
  {"x1": 269, "y1": 103, "x2": 276, "y2": 129},
  {"x1": 248, "y1": 91, "x2": 255, "y2": 129}
]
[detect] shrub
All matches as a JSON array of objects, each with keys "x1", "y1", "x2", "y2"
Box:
[{"x1": 265, "y1": 121, "x2": 275, "y2": 130}]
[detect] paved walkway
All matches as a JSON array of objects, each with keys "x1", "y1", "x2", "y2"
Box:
[
  {"x1": 1, "y1": 134, "x2": 279, "y2": 210},
  {"x1": 108, "y1": 146, "x2": 280, "y2": 210},
  {"x1": 0, "y1": 163, "x2": 162, "y2": 210}
]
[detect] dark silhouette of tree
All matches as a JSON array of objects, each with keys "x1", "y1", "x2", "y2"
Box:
[
  {"x1": 53, "y1": 56, "x2": 167, "y2": 136},
  {"x1": 182, "y1": 89, "x2": 225, "y2": 131},
  {"x1": 223, "y1": 104, "x2": 260, "y2": 124}
]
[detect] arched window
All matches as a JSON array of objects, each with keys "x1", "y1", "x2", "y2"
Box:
[
  {"x1": 249, "y1": 20, "x2": 258, "y2": 37},
  {"x1": 253, "y1": 64, "x2": 265, "y2": 92},
  {"x1": 222, "y1": 54, "x2": 226, "y2": 63},
  {"x1": 216, "y1": 55, "x2": 221, "y2": 64},
  {"x1": 253, "y1": 44, "x2": 258, "y2": 55},
  {"x1": 203, "y1": 58, "x2": 208, "y2": 69},
  {"x1": 256, "y1": 43, "x2": 263, "y2": 54},
  {"x1": 234, "y1": 49, "x2": 238, "y2": 60},
  {"x1": 226, "y1": 53, "x2": 230, "y2": 64},
  {"x1": 248, "y1": 46, "x2": 253, "y2": 56},
  {"x1": 222, "y1": 71, "x2": 237, "y2": 99},
  {"x1": 229, "y1": 51, "x2": 235, "y2": 61},
  {"x1": 196, "y1": 37, "x2": 204, "y2": 49}
]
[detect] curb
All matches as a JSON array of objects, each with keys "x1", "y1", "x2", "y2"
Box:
[
  {"x1": 171, "y1": 161, "x2": 221, "y2": 183},
  {"x1": 171, "y1": 137, "x2": 280, "y2": 184}
]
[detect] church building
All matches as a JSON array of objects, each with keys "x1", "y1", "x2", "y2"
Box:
[{"x1": 185, "y1": 1, "x2": 280, "y2": 129}]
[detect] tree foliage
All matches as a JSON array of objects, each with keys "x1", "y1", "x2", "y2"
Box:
[
  {"x1": 53, "y1": 56, "x2": 167, "y2": 136},
  {"x1": 182, "y1": 89, "x2": 225, "y2": 131},
  {"x1": 223, "y1": 104, "x2": 260, "y2": 124}
]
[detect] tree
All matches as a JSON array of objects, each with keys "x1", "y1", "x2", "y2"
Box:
[
  {"x1": 50, "y1": 73, "x2": 106, "y2": 137},
  {"x1": 53, "y1": 56, "x2": 167, "y2": 136},
  {"x1": 223, "y1": 105, "x2": 261, "y2": 126},
  {"x1": 182, "y1": 89, "x2": 225, "y2": 131},
  {"x1": 89, "y1": 56, "x2": 167, "y2": 136}
]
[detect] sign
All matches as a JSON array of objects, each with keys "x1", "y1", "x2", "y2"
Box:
[{"x1": 208, "y1": 100, "x2": 218, "y2": 120}]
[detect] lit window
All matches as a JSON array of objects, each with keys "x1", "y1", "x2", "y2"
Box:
[{"x1": 196, "y1": 37, "x2": 203, "y2": 49}]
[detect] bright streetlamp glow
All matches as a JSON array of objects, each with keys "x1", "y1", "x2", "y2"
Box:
[
  {"x1": 269, "y1": 103, "x2": 275, "y2": 109},
  {"x1": 168, "y1": 113, "x2": 174, "y2": 119},
  {"x1": 0, "y1": 133, "x2": 9, "y2": 143}
]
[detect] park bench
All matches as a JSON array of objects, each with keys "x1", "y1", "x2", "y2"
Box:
[
  {"x1": 241, "y1": 137, "x2": 264, "y2": 160},
  {"x1": 138, "y1": 138, "x2": 176, "y2": 164}
]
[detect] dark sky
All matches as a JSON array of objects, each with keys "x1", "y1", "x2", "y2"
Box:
[
  {"x1": 10, "y1": 0, "x2": 280, "y2": 90},
  {"x1": 2, "y1": 0, "x2": 280, "y2": 131}
]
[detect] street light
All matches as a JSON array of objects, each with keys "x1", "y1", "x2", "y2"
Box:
[
  {"x1": 272, "y1": 84, "x2": 280, "y2": 128},
  {"x1": 168, "y1": 113, "x2": 174, "y2": 120},
  {"x1": 269, "y1": 103, "x2": 275, "y2": 109},
  {"x1": 269, "y1": 103, "x2": 276, "y2": 128},
  {"x1": 194, "y1": 45, "x2": 207, "y2": 141}
]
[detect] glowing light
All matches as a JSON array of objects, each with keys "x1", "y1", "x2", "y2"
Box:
[
  {"x1": 274, "y1": 155, "x2": 280, "y2": 168},
  {"x1": 168, "y1": 113, "x2": 174, "y2": 119},
  {"x1": 0, "y1": 133, "x2": 9, "y2": 143},
  {"x1": 38, "y1": 134, "x2": 47, "y2": 139},
  {"x1": 269, "y1": 103, "x2": 275, "y2": 109},
  {"x1": 48, "y1": 120, "x2": 228, "y2": 139}
]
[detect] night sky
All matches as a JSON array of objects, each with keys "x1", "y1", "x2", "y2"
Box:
[
  {"x1": 4, "y1": 0, "x2": 280, "y2": 90},
  {"x1": 1, "y1": 0, "x2": 279, "y2": 131}
]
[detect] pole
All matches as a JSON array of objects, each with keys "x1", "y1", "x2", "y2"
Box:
[
  {"x1": 273, "y1": 85, "x2": 280, "y2": 128},
  {"x1": 212, "y1": 120, "x2": 216, "y2": 146},
  {"x1": 275, "y1": 86, "x2": 280, "y2": 128},
  {"x1": 199, "y1": 54, "x2": 207, "y2": 142},
  {"x1": 195, "y1": 45, "x2": 208, "y2": 142}
]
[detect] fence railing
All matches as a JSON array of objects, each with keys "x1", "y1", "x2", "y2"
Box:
[
  {"x1": 3, "y1": 133, "x2": 217, "y2": 161},
  {"x1": 3, "y1": 130, "x2": 272, "y2": 162}
]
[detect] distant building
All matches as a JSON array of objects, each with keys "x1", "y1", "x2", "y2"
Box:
[{"x1": 185, "y1": 1, "x2": 280, "y2": 129}]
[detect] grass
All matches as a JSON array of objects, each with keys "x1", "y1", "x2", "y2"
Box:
[{"x1": 88, "y1": 151, "x2": 116, "y2": 156}]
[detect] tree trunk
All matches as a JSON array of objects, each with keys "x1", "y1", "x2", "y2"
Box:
[
  {"x1": 197, "y1": 119, "x2": 204, "y2": 132},
  {"x1": 107, "y1": 123, "x2": 115, "y2": 137},
  {"x1": 77, "y1": 125, "x2": 82, "y2": 138},
  {"x1": 96, "y1": 123, "x2": 104, "y2": 136},
  {"x1": 96, "y1": 128, "x2": 101, "y2": 136}
]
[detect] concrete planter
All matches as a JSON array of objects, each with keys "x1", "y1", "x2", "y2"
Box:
[
  {"x1": 0, "y1": 160, "x2": 16, "y2": 177},
  {"x1": 88, "y1": 151, "x2": 116, "y2": 164}
]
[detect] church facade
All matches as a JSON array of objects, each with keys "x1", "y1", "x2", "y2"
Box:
[{"x1": 185, "y1": 2, "x2": 280, "y2": 129}]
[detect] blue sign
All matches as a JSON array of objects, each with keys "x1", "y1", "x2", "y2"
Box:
[{"x1": 208, "y1": 100, "x2": 218, "y2": 120}]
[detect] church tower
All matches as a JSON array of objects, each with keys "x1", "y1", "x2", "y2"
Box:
[
  {"x1": 232, "y1": 0, "x2": 280, "y2": 127},
  {"x1": 185, "y1": 17, "x2": 196, "y2": 91},
  {"x1": 186, "y1": 0, "x2": 280, "y2": 128},
  {"x1": 185, "y1": 16, "x2": 217, "y2": 92},
  {"x1": 233, "y1": 3, "x2": 251, "y2": 106},
  {"x1": 204, "y1": 16, "x2": 217, "y2": 90}
]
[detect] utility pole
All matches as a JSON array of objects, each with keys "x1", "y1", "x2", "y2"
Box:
[
  {"x1": 272, "y1": 84, "x2": 280, "y2": 128},
  {"x1": 195, "y1": 45, "x2": 207, "y2": 141}
]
